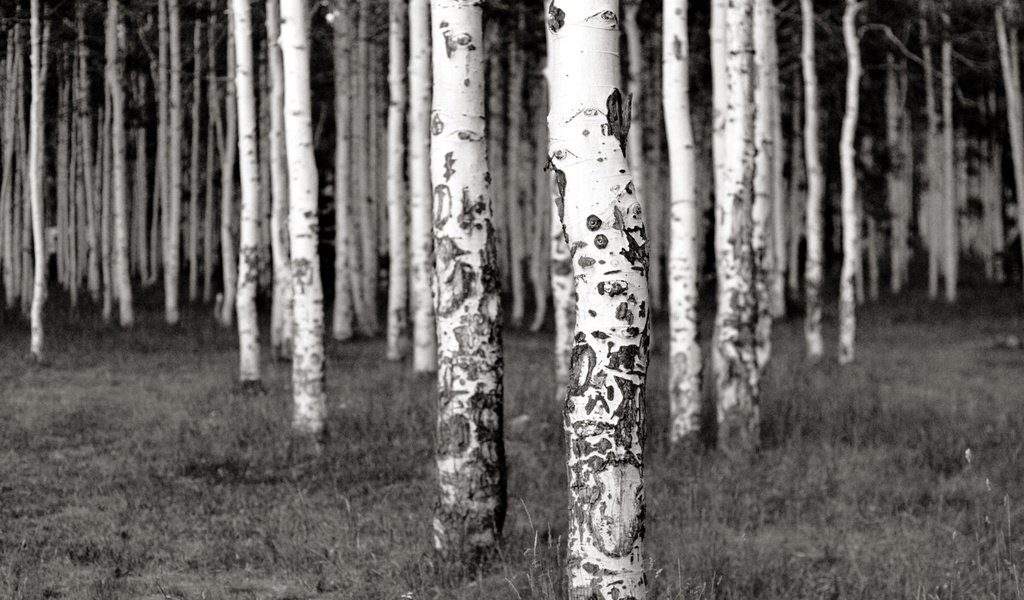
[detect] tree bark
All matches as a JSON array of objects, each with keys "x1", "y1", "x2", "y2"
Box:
[
  {"x1": 188, "y1": 18, "x2": 203, "y2": 303},
  {"x1": 268, "y1": 0, "x2": 294, "y2": 357},
  {"x1": 355, "y1": 0, "x2": 379, "y2": 336},
  {"x1": 163, "y1": 0, "x2": 183, "y2": 323},
  {"x1": 385, "y1": 0, "x2": 410, "y2": 360},
  {"x1": 800, "y1": 0, "x2": 824, "y2": 360},
  {"x1": 664, "y1": 0, "x2": 702, "y2": 446},
  {"x1": 430, "y1": 0, "x2": 506, "y2": 561},
  {"x1": 203, "y1": 5, "x2": 219, "y2": 304},
  {"x1": 941, "y1": 6, "x2": 957, "y2": 303},
  {"x1": 28, "y1": 0, "x2": 47, "y2": 360},
  {"x1": 838, "y1": 0, "x2": 863, "y2": 365},
  {"x1": 547, "y1": 2, "x2": 650, "y2": 596},
  {"x1": 997, "y1": 3, "x2": 1024, "y2": 297},
  {"x1": 219, "y1": 13, "x2": 239, "y2": 327},
  {"x1": 107, "y1": 0, "x2": 134, "y2": 327},
  {"x1": 752, "y1": 0, "x2": 776, "y2": 374}
]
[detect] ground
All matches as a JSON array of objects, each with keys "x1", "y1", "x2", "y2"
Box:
[{"x1": 1, "y1": 282, "x2": 1023, "y2": 599}]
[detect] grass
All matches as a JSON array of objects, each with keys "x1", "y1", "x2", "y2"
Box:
[{"x1": 1, "y1": 282, "x2": 1023, "y2": 599}]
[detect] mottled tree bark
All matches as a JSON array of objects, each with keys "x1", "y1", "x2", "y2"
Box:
[
  {"x1": 408, "y1": 0, "x2": 438, "y2": 371},
  {"x1": 752, "y1": 0, "x2": 776, "y2": 374},
  {"x1": 548, "y1": 1, "x2": 650, "y2": 597},
  {"x1": 268, "y1": 0, "x2": 293, "y2": 358},
  {"x1": 385, "y1": 0, "x2": 410, "y2": 360},
  {"x1": 665, "y1": 0, "x2": 702, "y2": 446},
  {"x1": 280, "y1": 0, "x2": 327, "y2": 435},
  {"x1": 838, "y1": 0, "x2": 863, "y2": 365},
  {"x1": 800, "y1": 0, "x2": 824, "y2": 360},
  {"x1": 28, "y1": 0, "x2": 47, "y2": 360},
  {"x1": 430, "y1": 0, "x2": 506, "y2": 561},
  {"x1": 107, "y1": 0, "x2": 134, "y2": 328}
]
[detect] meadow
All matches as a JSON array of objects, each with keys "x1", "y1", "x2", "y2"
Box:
[{"x1": 1, "y1": 282, "x2": 1023, "y2": 599}]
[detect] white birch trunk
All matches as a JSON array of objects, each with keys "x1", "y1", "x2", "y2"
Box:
[
  {"x1": 280, "y1": 0, "x2": 327, "y2": 435},
  {"x1": 838, "y1": 0, "x2": 863, "y2": 365},
  {"x1": 268, "y1": 0, "x2": 293, "y2": 358},
  {"x1": 430, "y1": 0, "x2": 506, "y2": 560},
  {"x1": 28, "y1": 0, "x2": 46, "y2": 360},
  {"x1": 664, "y1": 0, "x2": 702, "y2": 445},
  {"x1": 800, "y1": 0, "x2": 824, "y2": 360},
  {"x1": 752, "y1": 0, "x2": 775, "y2": 374},
  {"x1": 107, "y1": 0, "x2": 133, "y2": 328},
  {"x1": 386, "y1": 0, "x2": 410, "y2": 360},
  {"x1": 548, "y1": 1, "x2": 649, "y2": 596},
  {"x1": 232, "y1": 0, "x2": 262, "y2": 384}
]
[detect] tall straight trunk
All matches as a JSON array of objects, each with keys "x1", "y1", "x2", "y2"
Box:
[
  {"x1": 268, "y1": 0, "x2": 293, "y2": 358},
  {"x1": 331, "y1": 2, "x2": 355, "y2": 341},
  {"x1": 506, "y1": 29, "x2": 527, "y2": 326},
  {"x1": 257, "y1": 48, "x2": 273, "y2": 294},
  {"x1": 203, "y1": 5, "x2": 219, "y2": 304},
  {"x1": 548, "y1": 2, "x2": 650, "y2": 597},
  {"x1": 280, "y1": 0, "x2": 327, "y2": 435},
  {"x1": 752, "y1": 0, "x2": 775, "y2": 373},
  {"x1": 219, "y1": 14, "x2": 239, "y2": 327},
  {"x1": 485, "y1": 24, "x2": 509, "y2": 291},
  {"x1": 941, "y1": 7, "x2": 957, "y2": 303},
  {"x1": 430, "y1": 0, "x2": 506, "y2": 561},
  {"x1": 766, "y1": 8, "x2": 786, "y2": 318},
  {"x1": 996, "y1": 4, "x2": 1024, "y2": 296},
  {"x1": 134, "y1": 112, "x2": 149, "y2": 283},
  {"x1": 886, "y1": 54, "x2": 909, "y2": 294},
  {"x1": 107, "y1": 0, "x2": 134, "y2": 327},
  {"x1": 665, "y1": 0, "x2": 702, "y2": 445},
  {"x1": 157, "y1": 0, "x2": 170, "y2": 294},
  {"x1": 189, "y1": 18, "x2": 203, "y2": 303},
  {"x1": 838, "y1": 0, "x2": 863, "y2": 365},
  {"x1": 985, "y1": 92, "x2": 1006, "y2": 282},
  {"x1": 101, "y1": 101, "x2": 113, "y2": 323},
  {"x1": 385, "y1": 0, "x2": 410, "y2": 360},
  {"x1": 356, "y1": 0, "x2": 378, "y2": 335},
  {"x1": 529, "y1": 66, "x2": 552, "y2": 334},
  {"x1": 800, "y1": 0, "x2": 824, "y2": 360},
  {"x1": 408, "y1": 0, "x2": 437, "y2": 371},
  {"x1": 76, "y1": 11, "x2": 101, "y2": 302},
  {"x1": 1, "y1": 30, "x2": 18, "y2": 309},
  {"x1": 921, "y1": 13, "x2": 941, "y2": 299},
  {"x1": 28, "y1": 0, "x2": 47, "y2": 360},
  {"x1": 232, "y1": 0, "x2": 262, "y2": 384},
  {"x1": 164, "y1": 0, "x2": 183, "y2": 324},
  {"x1": 57, "y1": 70, "x2": 70, "y2": 291}
]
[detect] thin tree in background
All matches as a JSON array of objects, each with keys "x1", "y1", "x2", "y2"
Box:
[
  {"x1": 232, "y1": 0, "x2": 261, "y2": 385},
  {"x1": 548, "y1": 0, "x2": 651, "y2": 595},
  {"x1": 28, "y1": 0, "x2": 47, "y2": 361},
  {"x1": 996, "y1": 1, "x2": 1024, "y2": 298},
  {"x1": 941, "y1": 5, "x2": 957, "y2": 303},
  {"x1": 839, "y1": 0, "x2": 864, "y2": 365},
  {"x1": 330, "y1": 0, "x2": 355, "y2": 342},
  {"x1": 268, "y1": 0, "x2": 293, "y2": 358},
  {"x1": 408, "y1": 0, "x2": 437, "y2": 372},
  {"x1": 665, "y1": 0, "x2": 702, "y2": 446},
  {"x1": 219, "y1": 14, "x2": 239, "y2": 327},
  {"x1": 188, "y1": 17, "x2": 202, "y2": 303},
  {"x1": 801, "y1": 0, "x2": 824, "y2": 360},
  {"x1": 107, "y1": 0, "x2": 133, "y2": 327},
  {"x1": 429, "y1": 0, "x2": 506, "y2": 561},
  {"x1": 385, "y1": 0, "x2": 410, "y2": 360},
  {"x1": 712, "y1": 0, "x2": 759, "y2": 452},
  {"x1": 922, "y1": 7, "x2": 942, "y2": 300},
  {"x1": 165, "y1": 0, "x2": 183, "y2": 324},
  {"x1": 281, "y1": 0, "x2": 326, "y2": 435}
]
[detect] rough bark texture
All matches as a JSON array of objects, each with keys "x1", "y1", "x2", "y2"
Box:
[
  {"x1": 664, "y1": 0, "x2": 702, "y2": 445},
  {"x1": 800, "y1": 0, "x2": 824, "y2": 360},
  {"x1": 409, "y1": 0, "x2": 438, "y2": 372},
  {"x1": 547, "y1": 2, "x2": 651, "y2": 597},
  {"x1": 838, "y1": 0, "x2": 863, "y2": 365},
  {"x1": 752, "y1": 0, "x2": 775, "y2": 375},
  {"x1": 107, "y1": 0, "x2": 134, "y2": 328},
  {"x1": 233, "y1": 0, "x2": 262, "y2": 383},
  {"x1": 386, "y1": 0, "x2": 411, "y2": 360},
  {"x1": 280, "y1": 0, "x2": 327, "y2": 435}
]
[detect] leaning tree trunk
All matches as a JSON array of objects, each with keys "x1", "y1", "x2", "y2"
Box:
[
  {"x1": 665, "y1": 0, "x2": 702, "y2": 446},
  {"x1": 408, "y1": 0, "x2": 437, "y2": 372},
  {"x1": 941, "y1": 7, "x2": 957, "y2": 303},
  {"x1": 838, "y1": 0, "x2": 863, "y2": 365},
  {"x1": 267, "y1": 0, "x2": 293, "y2": 358},
  {"x1": 385, "y1": 0, "x2": 410, "y2": 360},
  {"x1": 996, "y1": 4, "x2": 1024, "y2": 297},
  {"x1": 280, "y1": 0, "x2": 327, "y2": 436},
  {"x1": 800, "y1": 0, "x2": 824, "y2": 360},
  {"x1": 232, "y1": 0, "x2": 262, "y2": 385},
  {"x1": 429, "y1": 0, "x2": 506, "y2": 562},
  {"x1": 28, "y1": 0, "x2": 46, "y2": 361},
  {"x1": 548, "y1": 2, "x2": 650, "y2": 597},
  {"x1": 107, "y1": 0, "x2": 134, "y2": 328}
]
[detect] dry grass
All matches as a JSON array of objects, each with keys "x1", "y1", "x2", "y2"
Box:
[{"x1": 1, "y1": 283, "x2": 1023, "y2": 599}]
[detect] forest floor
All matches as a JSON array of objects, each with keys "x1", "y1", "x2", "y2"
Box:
[{"x1": 2, "y1": 281, "x2": 1024, "y2": 599}]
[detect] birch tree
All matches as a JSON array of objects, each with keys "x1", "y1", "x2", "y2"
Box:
[
  {"x1": 996, "y1": 2, "x2": 1024, "y2": 297},
  {"x1": 386, "y1": 0, "x2": 410, "y2": 360},
  {"x1": 838, "y1": 0, "x2": 864, "y2": 365},
  {"x1": 280, "y1": 0, "x2": 326, "y2": 436},
  {"x1": 28, "y1": 0, "x2": 46, "y2": 361},
  {"x1": 801, "y1": 0, "x2": 824, "y2": 360},
  {"x1": 330, "y1": 1, "x2": 355, "y2": 342},
  {"x1": 219, "y1": 15, "x2": 239, "y2": 327},
  {"x1": 107, "y1": 0, "x2": 133, "y2": 327},
  {"x1": 548, "y1": 1, "x2": 650, "y2": 596},
  {"x1": 409, "y1": 0, "x2": 437, "y2": 372},
  {"x1": 232, "y1": 0, "x2": 262, "y2": 385},
  {"x1": 164, "y1": 0, "x2": 183, "y2": 324},
  {"x1": 665, "y1": 0, "x2": 702, "y2": 445},
  {"x1": 429, "y1": 0, "x2": 506, "y2": 561},
  {"x1": 752, "y1": 0, "x2": 776, "y2": 373},
  {"x1": 267, "y1": 0, "x2": 293, "y2": 358}
]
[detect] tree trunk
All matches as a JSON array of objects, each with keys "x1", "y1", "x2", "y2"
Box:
[
  {"x1": 506, "y1": 27, "x2": 528, "y2": 327},
  {"x1": 219, "y1": 13, "x2": 239, "y2": 327},
  {"x1": 28, "y1": 0, "x2": 47, "y2": 360},
  {"x1": 766, "y1": 9, "x2": 786, "y2": 319},
  {"x1": 107, "y1": 0, "x2": 134, "y2": 327},
  {"x1": 408, "y1": 0, "x2": 437, "y2": 371},
  {"x1": 188, "y1": 18, "x2": 203, "y2": 303},
  {"x1": 1, "y1": 29, "x2": 18, "y2": 310},
  {"x1": 355, "y1": 0, "x2": 379, "y2": 336},
  {"x1": 330, "y1": 2, "x2": 355, "y2": 342},
  {"x1": 752, "y1": 0, "x2": 775, "y2": 374},
  {"x1": 232, "y1": 0, "x2": 262, "y2": 384},
  {"x1": 838, "y1": 0, "x2": 863, "y2": 365},
  {"x1": 280, "y1": 0, "x2": 327, "y2": 435},
  {"x1": 529, "y1": 65, "x2": 552, "y2": 334},
  {"x1": 800, "y1": 0, "x2": 824, "y2": 360},
  {"x1": 163, "y1": 0, "x2": 183, "y2": 324},
  {"x1": 203, "y1": 5, "x2": 219, "y2": 304},
  {"x1": 268, "y1": 0, "x2": 293, "y2": 358},
  {"x1": 548, "y1": 2, "x2": 650, "y2": 596},
  {"x1": 385, "y1": 0, "x2": 410, "y2": 360},
  {"x1": 885, "y1": 54, "x2": 909, "y2": 294},
  {"x1": 921, "y1": 13, "x2": 942, "y2": 299},
  {"x1": 665, "y1": 0, "x2": 702, "y2": 446},
  {"x1": 997, "y1": 4, "x2": 1024, "y2": 297},
  {"x1": 430, "y1": 0, "x2": 506, "y2": 561},
  {"x1": 75, "y1": 12, "x2": 101, "y2": 303},
  {"x1": 941, "y1": 6, "x2": 957, "y2": 303}
]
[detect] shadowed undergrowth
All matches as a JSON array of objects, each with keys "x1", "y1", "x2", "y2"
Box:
[{"x1": 1, "y1": 284, "x2": 1023, "y2": 599}]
